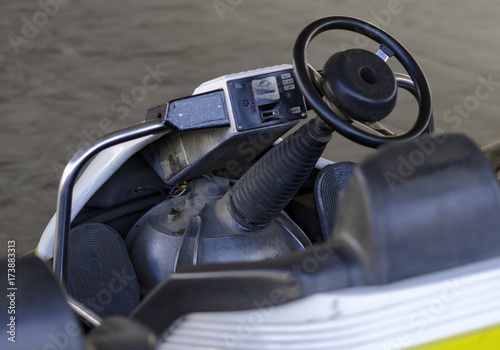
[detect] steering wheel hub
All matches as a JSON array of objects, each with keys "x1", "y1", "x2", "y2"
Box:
[{"x1": 322, "y1": 48, "x2": 397, "y2": 123}]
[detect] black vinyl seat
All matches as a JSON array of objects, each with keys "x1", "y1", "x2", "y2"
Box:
[
  {"x1": 332, "y1": 133, "x2": 500, "y2": 284},
  {"x1": 0, "y1": 256, "x2": 87, "y2": 350}
]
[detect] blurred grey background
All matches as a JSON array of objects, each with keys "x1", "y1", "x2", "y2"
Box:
[{"x1": 1, "y1": 0, "x2": 500, "y2": 256}]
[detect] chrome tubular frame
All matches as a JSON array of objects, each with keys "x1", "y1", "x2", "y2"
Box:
[{"x1": 53, "y1": 119, "x2": 170, "y2": 283}]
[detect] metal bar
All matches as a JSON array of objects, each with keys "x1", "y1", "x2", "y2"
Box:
[
  {"x1": 66, "y1": 295, "x2": 103, "y2": 327},
  {"x1": 53, "y1": 119, "x2": 170, "y2": 283},
  {"x1": 307, "y1": 64, "x2": 323, "y2": 88},
  {"x1": 394, "y1": 72, "x2": 416, "y2": 92},
  {"x1": 361, "y1": 120, "x2": 396, "y2": 136},
  {"x1": 395, "y1": 73, "x2": 435, "y2": 133}
]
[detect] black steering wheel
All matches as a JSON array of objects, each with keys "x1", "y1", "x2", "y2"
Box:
[{"x1": 293, "y1": 16, "x2": 433, "y2": 148}]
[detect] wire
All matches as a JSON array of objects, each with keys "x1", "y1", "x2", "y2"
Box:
[
  {"x1": 171, "y1": 188, "x2": 187, "y2": 198},
  {"x1": 168, "y1": 181, "x2": 189, "y2": 198},
  {"x1": 169, "y1": 186, "x2": 181, "y2": 197}
]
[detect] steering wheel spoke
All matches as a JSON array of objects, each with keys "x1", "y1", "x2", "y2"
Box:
[
  {"x1": 375, "y1": 44, "x2": 395, "y2": 62},
  {"x1": 307, "y1": 64, "x2": 324, "y2": 94},
  {"x1": 356, "y1": 121, "x2": 397, "y2": 136}
]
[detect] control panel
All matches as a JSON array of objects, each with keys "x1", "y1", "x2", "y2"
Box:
[
  {"x1": 192, "y1": 64, "x2": 307, "y2": 132},
  {"x1": 146, "y1": 65, "x2": 308, "y2": 184},
  {"x1": 227, "y1": 68, "x2": 306, "y2": 131}
]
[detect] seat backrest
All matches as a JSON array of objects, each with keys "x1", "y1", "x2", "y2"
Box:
[
  {"x1": 0, "y1": 255, "x2": 86, "y2": 350},
  {"x1": 333, "y1": 134, "x2": 500, "y2": 285}
]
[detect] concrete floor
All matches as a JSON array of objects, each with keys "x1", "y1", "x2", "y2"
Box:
[{"x1": 1, "y1": 0, "x2": 500, "y2": 256}]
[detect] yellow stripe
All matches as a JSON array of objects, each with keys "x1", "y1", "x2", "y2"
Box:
[{"x1": 409, "y1": 324, "x2": 500, "y2": 349}]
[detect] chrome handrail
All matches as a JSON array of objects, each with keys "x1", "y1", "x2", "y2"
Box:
[{"x1": 53, "y1": 119, "x2": 170, "y2": 283}]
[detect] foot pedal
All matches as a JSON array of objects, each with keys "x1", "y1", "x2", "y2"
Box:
[
  {"x1": 314, "y1": 162, "x2": 356, "y2": 241},
  {"x1": 67, "y1": 223, "x2": 140, "y2": 318}
]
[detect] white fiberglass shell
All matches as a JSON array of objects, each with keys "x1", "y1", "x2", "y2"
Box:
[
  {"x1": 36, "y1": 134, "x2": 163, "y2": 261},
  {"x1": 159, "y1": 256, "x2": 500, "y2": 350}
]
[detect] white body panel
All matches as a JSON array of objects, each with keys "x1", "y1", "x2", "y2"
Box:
[
  {"x1": 36, "y1": 134, "x2": 163, "y2": 261},
  {"x1": 159, "y1": 256, "x2": 500, "y2": 350}
]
